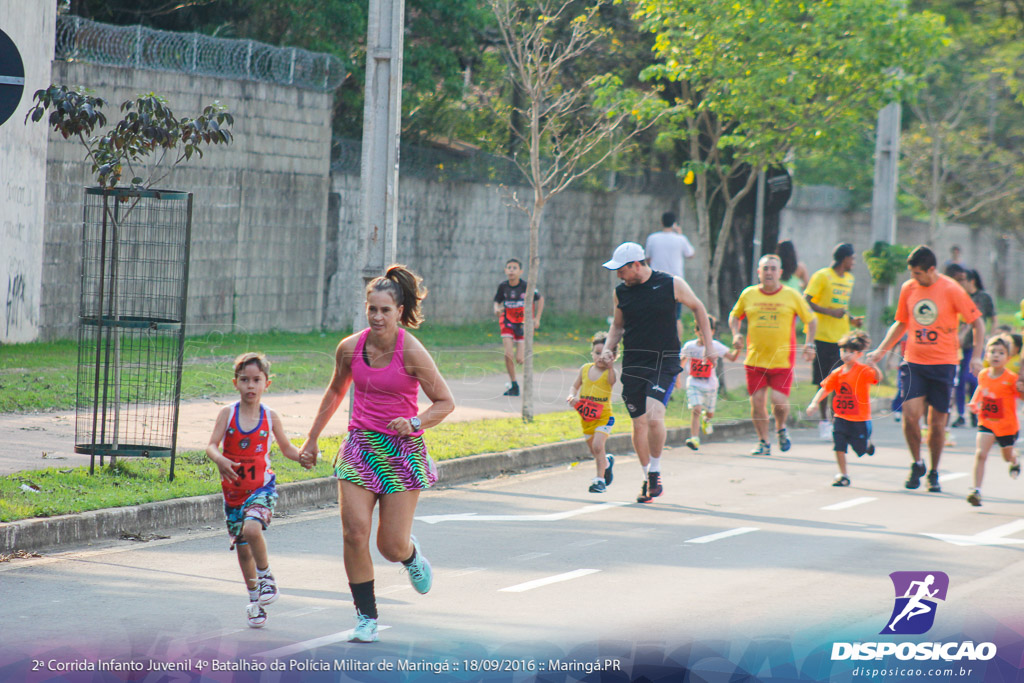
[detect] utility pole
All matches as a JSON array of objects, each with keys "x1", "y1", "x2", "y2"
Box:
[
  {"x1": 751, "y1": 168, "x2": 766, "y2": 284},
  {"x1": 353, "y1": 0, "x2": 405, "y2": 330},
  {"x1": 866, "y1": 101, "x2": 901, "y2": 344}
]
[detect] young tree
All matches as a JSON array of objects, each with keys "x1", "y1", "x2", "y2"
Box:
[
  {"x1": 633, "y1": 0, "x2": 947, "y2": 317},
  {"x1": 489, "y1": 0, "x2": 662, "y2": 421}
]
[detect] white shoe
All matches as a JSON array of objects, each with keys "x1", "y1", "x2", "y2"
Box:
[
  {"x1": 818, "y1": 420, "x2": 832, "y2": 440},
  {"x1": 246, "y1": 601, "x2": 267, "y2": 629}
]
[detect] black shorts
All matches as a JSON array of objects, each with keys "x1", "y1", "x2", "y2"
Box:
[
  {"x1": 621, "y1": 365, "x2": 680, "y2": 418},
  {"x1": 833, "y1": 417, "x2": 872, "y2": 456},
  {"x1": 978, "y1": 426, "x2": 1018, "y2": 448},
  {"x1": 813, "y1": 340, "x2": 842, "y2": 386},
  {"x1": 899, "y1": 362, "x2": 956, "y2": 414}
]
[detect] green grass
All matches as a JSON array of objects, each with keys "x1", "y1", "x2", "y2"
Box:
[
  {"x1": 0, "y1": 378, "x2": 899, "y2": 523},
  {"x1": 0, "y1": 314, "x2": 606, "y2": 413}
]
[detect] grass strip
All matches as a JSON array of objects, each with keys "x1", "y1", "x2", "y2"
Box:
[{"x1": 0, "y1": 381, "x2": 900, "y2": 523}]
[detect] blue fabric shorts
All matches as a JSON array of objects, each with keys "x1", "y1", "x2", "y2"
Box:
[
  {"x1": 899, "y1": 362, "x2": 956, "y2": 414},
  {"x1": 833, "y1": 417, "x2": 872, "y2": 456}
]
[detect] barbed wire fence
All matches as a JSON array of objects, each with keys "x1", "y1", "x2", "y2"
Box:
[{"x1": 55, "y1": 15, "x2": 347, "y2": 92}]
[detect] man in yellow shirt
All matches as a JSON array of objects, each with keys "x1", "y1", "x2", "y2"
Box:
[
  {"x1": 804, "y1": 243, "x2": 864, "y2": 440},
  {"x1": 730, "y1": 254, "x2": 818, "y2": 456}
]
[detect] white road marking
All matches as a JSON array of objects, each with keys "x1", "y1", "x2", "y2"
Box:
[
  {"x1": 685, "y1": 527, "x2": 759, "y2": 544},
  {"x1": 255, "y1": 626, "x2": 393, "y2": 658},
  {"x1": 511, "y1": 552, "x2": 550, "y2": 561},
  {"x1": 416, "y1": 502, "x2": 629, "y2": 524},
  {"x1": 450, "y1": 567, "x2": 487, "y2": 577},
  {"x1": 939, "y1": 472, "x2": 969, "y2": 482},
  {"x1": 277, "y1": 606, "x2": 327, "y2": 618},
  {"x1": 569, "y1": 539, "x2": 607, "y2": 548},
  {"x1": 498, "y1": 569, "x2": 601, "y2": 593},
  {"x1": 821, "y1": 497, "x2": 877, "y2": 511},
  {"x1": 377, "y1": 584, "x2": 412, "y2": 595},
  {"x1": 923, "y1": 519, "x2": 1024, "y2": 547}
]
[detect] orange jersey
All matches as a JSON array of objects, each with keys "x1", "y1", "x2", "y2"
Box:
[
  {"x1": 970, "y1": 368, "x2": 1021, "y2": 437},
  {"x1": 821, "y1": 362, "x2": 878, "y2": 422},
  {"x1": 895, "y1": 274, "x2": 979, "y2": 365}
]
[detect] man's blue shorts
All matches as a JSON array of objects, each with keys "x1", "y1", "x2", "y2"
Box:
[{"x1": 899, "y1": 361, "x2": 956, "y2": 414}]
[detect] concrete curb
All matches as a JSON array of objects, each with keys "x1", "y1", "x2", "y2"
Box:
[{"x1": 1, "y1": 419, "x2": 764, "y2": 554}]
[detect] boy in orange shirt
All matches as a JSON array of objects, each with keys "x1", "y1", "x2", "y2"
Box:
[
  {"x1": 966, "y1": 335, "x2": 1024, "y2": 506},
  {"x1": 806, "y1": 330, "x2": 880, "y2": 487}
]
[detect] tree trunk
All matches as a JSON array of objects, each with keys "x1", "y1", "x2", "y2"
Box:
[{"x1": 523, "y1": 199, "x2": 543, "y2": 423}]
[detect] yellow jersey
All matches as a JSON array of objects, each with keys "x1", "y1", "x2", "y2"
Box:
[
  {"x1": 731, "y1": 285, "x2": 815, "y2": 369},
  {"x1": 575, "y1": 362, "x2": 613, "y2": 423},
  {"x1": 805, "y1": 266, "x2": 854, "y2": 343}
]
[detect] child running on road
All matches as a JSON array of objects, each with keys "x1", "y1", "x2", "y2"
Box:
[
  {"x1": 679, "y1": 315, "x2": 739, "y2": 450},
  {"x1": 567, "y1": 333, "x2": 618, "y2": 493},
  {"x1": 206, "y1": 352, "x2": 313, "y2": 628},
  {"x1": 806, "y1": 330, "x2": 880, "y2": 487},
  {"x1": 966, "y1": 334, "x2": 1024, "y2": 506}
]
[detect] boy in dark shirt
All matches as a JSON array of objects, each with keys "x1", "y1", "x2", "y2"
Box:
[{"x1": 493, "y1": 258, "x2": 544, "y2": 396}]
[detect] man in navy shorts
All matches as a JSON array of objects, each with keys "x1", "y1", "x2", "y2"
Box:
[
  {"x1": 601, "y1": 242, "x2": 714, "y2": 503},
  {"x1": 867, "y1": 246, "x2": 983, "y2": 492}
]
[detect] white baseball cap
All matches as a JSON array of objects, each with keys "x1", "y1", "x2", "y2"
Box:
[{"x1": 602, "y1": 242, "x2": 645, "y2": 270}]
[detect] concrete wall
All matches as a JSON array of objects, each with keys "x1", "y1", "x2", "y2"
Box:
[
  {"x1": 38, "y1": 60, "x2": 332, "y2": 340},
  {"x1": 324, "y1": 172, "x2": 683, "y2": 329},
  {"x1": 0, "y1": 0, "x2": 56, "y2": 342}
]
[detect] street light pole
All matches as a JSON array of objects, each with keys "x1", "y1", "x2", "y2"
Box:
[
  {"x1": 866, "y1": 101, "x2": 901, "y2": 344},
  {"x1": 354, "y1": 0, "x2": 405, "y2": 330}
]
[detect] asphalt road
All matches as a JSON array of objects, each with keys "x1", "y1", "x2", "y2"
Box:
[{"x1": 2, "y1": 417, "x2": 1022, "y2": 682}]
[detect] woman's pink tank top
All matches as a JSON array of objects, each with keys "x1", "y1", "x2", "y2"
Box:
[{"x1": 349, "y1": 328, "x2": 422, "y2": 435}]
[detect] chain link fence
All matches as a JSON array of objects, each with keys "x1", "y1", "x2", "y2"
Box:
[
  {"x1": 331, "y1": 137, "x2": 683, "y2": 194},
  {"x1": 55, "y1": 15, "x2": 346, "y2": 92}
]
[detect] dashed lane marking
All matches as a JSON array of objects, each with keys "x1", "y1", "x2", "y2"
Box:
[
  {"x1": 684, "y1": 527, "x2": 758, "y2": 544},
  {"x1": 820, "y1": 497, "x2": 877, "y2": 511},
  {"x1": 498, "y1": 569, "x2": 601, "y2": 593}
]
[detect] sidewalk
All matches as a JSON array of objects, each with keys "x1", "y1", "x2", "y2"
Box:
[{"x1": 0, "y1": 367, "x2": 584, "y2": 476}]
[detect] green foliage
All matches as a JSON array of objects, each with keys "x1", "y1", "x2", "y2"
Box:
[
  {"x1": 27, "y1": 86, "x2": 233, "y2": 188},
  {"x1": 863, "y1": 241, "x2": 912, "y2": 286}
]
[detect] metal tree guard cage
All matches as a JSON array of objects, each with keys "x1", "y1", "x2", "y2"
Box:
[{"x1": 75, "y1": 187, "x2": 193, "y2": 480}]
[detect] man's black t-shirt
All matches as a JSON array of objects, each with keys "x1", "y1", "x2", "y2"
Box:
[
  {"x1": 494, "y1": 280, "x2": 540, "y2": 325},
  {"x1": 616, "y1": 270, "x2": 680, "y2": 372}
]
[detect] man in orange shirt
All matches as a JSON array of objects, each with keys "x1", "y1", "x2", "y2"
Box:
[{"x1": 867, "y1": 246, "x2": 984, "y2": 492}]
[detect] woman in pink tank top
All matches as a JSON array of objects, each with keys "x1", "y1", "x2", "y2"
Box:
[{"x1": 298, "y1": 265, "x2": 454, "y2": 643}]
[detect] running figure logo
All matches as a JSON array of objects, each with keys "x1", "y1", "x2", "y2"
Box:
[{"x1": 881, "y1": 571, "x2": 949, "y2": 635}]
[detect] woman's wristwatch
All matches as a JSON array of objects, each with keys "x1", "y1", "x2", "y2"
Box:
[{"x1": 409, "y1": 416, "x2": 422, "y2": 431}]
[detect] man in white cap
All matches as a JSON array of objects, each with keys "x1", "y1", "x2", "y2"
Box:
[{"x1": 601, "y1": 241, "x2": 715, "y2": 503}]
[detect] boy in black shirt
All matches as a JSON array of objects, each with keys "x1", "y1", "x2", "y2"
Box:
[{"x1": 493, "y1": 258, "x2": 544, "y2": 396}]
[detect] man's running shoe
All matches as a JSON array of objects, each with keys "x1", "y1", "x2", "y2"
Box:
[
  {"x1": 402, "y1": 535, "x2": 432, "y2": 594},
  {"x1": 604, "y1": 454, "x2": 614, "y2": 485},
  {"x1": 701, "y1": 412, "x2": 713, "y2": 435},
  {"x1": 1010, "y1": 462, "x2": 1020, "y2": 480},
  {"x1": 818, "y1": 420, "x2": 832, "y2": 441},
  {"x1": 865, "y1": 443, "x2": 875, "y2": 456},
  {"x1": 589, "y1": 479, "x2": 607, "y2": 493},
  {"x1": 648, "y1": 471, "x2": 663, "y2": 498},
  {"x1": 926, "y1": 470, "x2": 941, "y2": 493},
  {"x1": 503, "y1": 381, "x2": 520, "y2": 397},
  {"x1": 685, "y1": 437, "x2": 700, "y2": 450},
  {"x1": 905, "y1": 461, "x2": 927, "y2": 489},
  {"x1": 246, "y1": 601, "x2": 267, "y2": 629},
  {"x1": 349, "y1": 611, "x2": 379, "y2": 643},
  {"x1": 832, "y1": 474, "x2": 851, "y2": 487},
  {"x1": 258, "y1": 573, "x2": 279, "y2": 605},
  {"x1": 951, "y1": 416, "x2": 966, "y2": 428},
  {"x1": 778, "y1": 429, "x2": 792, "y2": 452},
  {"x1": 966, "y1": 489, "x2": 982, "y2": 507},
  {"x1": 636, "y1": 480, "x2": 653, "y2": 503},
  {"x1": 893, "y1": 411, "x2": 902, "y2": 423},
  {"x1": 751, "y1": 440, "x2": 771, "y2": 457}
]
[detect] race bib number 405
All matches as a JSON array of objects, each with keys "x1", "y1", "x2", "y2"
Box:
[{"x1": 575, "y1": 398, "x2": 604, "y2": 421}]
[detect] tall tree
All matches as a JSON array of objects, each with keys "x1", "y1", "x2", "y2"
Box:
[
  {"x1": 489, "y1": 0, "x2": 662, "y2": 422},
  {"x1": 633, "y1": 0, "x2": 947, "y2": 317}
]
